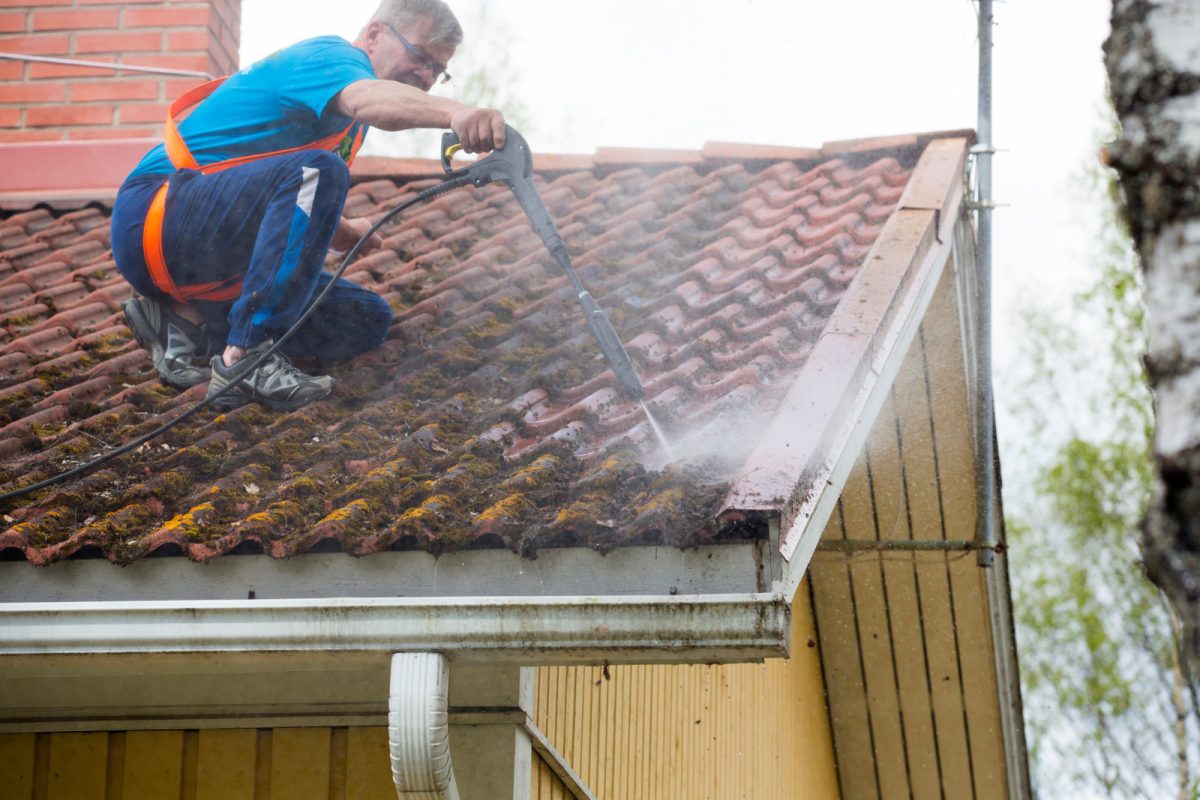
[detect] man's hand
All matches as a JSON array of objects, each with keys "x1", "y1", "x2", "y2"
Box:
[
  {"x1": 448, "y1": 106, "x2": 506, "y2": 154},
  {"x1": 331, "y1": 216, "x2": 383, "y2": 255}
]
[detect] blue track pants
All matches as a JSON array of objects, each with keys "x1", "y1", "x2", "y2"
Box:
[{"x1": 111, "y1": 149, "x2": 392, "y2": 364}]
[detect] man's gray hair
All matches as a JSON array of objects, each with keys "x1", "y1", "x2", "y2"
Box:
[{"x1": 368, "y1": 0, "x2": 463, "y2": 47}]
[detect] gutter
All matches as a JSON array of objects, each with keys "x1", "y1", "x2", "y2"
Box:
[{"x1": 0, "y1": 592, "x2": 788, "y2": 663}]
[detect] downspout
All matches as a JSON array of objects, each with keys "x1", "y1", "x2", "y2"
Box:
[
  {"x1": 390, "y1": 653, "x2": 461, "y2": 800},
  {"x1": 972, "y1": 0, "x2": 997, "y2": 567}
]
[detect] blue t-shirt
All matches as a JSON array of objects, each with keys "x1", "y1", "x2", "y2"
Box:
[{"x1": 128, "y1": 36, "x2": 375, "y2": 179}]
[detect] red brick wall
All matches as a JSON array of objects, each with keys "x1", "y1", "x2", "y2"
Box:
[{"x1": 0, "y1": 0, "x2": 241, "y2": 143}]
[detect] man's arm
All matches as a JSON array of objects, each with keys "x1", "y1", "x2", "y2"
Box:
[{"x1": 335, "y1": 78, "x2": 505, "y2": 153}]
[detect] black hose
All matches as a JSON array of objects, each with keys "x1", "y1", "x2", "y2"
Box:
[{"x1": 0, "y1": 175, "x2": 471, "y2": 504}]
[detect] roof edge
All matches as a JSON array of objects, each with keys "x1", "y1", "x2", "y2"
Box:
[
  {"x1": 724, "y1": 137, "x2": 971, "y2": 573},
  {"x1": 0, "y1": 131, "x2": 980, "y2": 209},
  {"x1": 349, "y1": 129, "x2": 979, "y2": 181}
]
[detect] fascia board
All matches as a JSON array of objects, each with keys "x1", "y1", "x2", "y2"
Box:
[
  {"x1": 0, "y1": 592, "x2": 789, "y2": 664},
  {"x1": 725, "y1": 138, "x2": 970, "y2": 605}
]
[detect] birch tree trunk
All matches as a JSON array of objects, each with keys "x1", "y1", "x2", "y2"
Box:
[{"x1": 1104, "y1": 0, "x2": 1200, "y2": 676}]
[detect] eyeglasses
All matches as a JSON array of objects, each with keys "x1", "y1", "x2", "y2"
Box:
[{"x1": 383, "y1": 23, "x2": 451, "y2": 84}]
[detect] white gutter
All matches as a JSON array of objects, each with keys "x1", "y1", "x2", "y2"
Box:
[{"x1": 0, "y1": 593, "x2": 789, "y2": 663}]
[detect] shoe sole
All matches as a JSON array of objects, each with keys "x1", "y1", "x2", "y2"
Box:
[
  {"x1": 207, "y1": 389, "x2": 333, "y2": 412},
  {"x1": 123, "y1": 298, "x2": 210, "y2": 390},
  {"x1": 206, "y1": 364, "x2": 335, "y2": 412}
]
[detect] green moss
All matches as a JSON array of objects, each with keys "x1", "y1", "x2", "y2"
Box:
[
  {"x1": 0, "y1": 392, "x2": 33, "y2": 426},
  {"x1": 242, "y1": 500, "x2": 305, "y2": 534},
  {"x1": 31, "y1": 421, "x2": 68, "y2": 439}
]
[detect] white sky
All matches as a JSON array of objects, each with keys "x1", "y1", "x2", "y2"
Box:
[{"x1": 240, "y1": 0, "x2": 1116, "y2": 459}]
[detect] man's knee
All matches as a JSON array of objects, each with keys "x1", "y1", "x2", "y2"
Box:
[
  {"x1": 295, "y1": 149, "x2": 350, "y2": 194},
  {"x1": 362, "y1": 293, "x2": 393, "y2": 347}
]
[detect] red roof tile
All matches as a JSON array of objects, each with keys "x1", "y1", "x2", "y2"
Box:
[{"x1": 0, "y1": 134, "x2": 958, "y2": 565}]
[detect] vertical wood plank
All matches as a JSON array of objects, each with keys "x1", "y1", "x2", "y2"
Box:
[
  {"x1": 180, "y1": 731, "x2": 199, "y2": 800},
  {"x1": 326, "y1": 728, "x2": 347, "y2": 800},
  {"x1": 195, "y1": 730, "x2": 256, "y2": 800},
  {"x1": 950, "y1": 558, "x2": 1009, "y2": 800},
  {"x1": 790, "y1": 578, "x2": 842, "y2": 799},
  {"x1": 32, "y1": 733, "x2": 49, "y2": 800},
  {"x1": 345, "y1": 727, "x2": 393, "y2": 800},
  {"x1": 914, "y1": 551, "x2": 975, "y2": 793},
  {"x1": 268, "y1": 729, "x2": 330, "y2": 800},
  {"x1": 841, "y1": 446, "x2": 909, "y2": 799},
  {"x1": 105, "y1": 732, "x2": 124, "y2": 800},
  {"x1": 811, "y1": 554, "x2": 880, "y2": 794},
  {"x1": 123, "y1": 730, "x2": 184, "y2": 800},
  {"x1": 884, "y1": 346, "x2": 946, "y2": 800},
  {"x1": 253, "y1": 730, "x2": 271, "y2": 800},
  {"x1": 0, "y1": 733, "x2": 36, "y2": 800},
  {"x1": 45, "y1": 732, "x2": 108, "y2": 800},
  {"x1": 922, "y1": 270, "x2": 980, "y2": 797}
]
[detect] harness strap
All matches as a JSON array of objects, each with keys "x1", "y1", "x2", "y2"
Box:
[
  {"x1": 145, "y1": 76, "x2": 365, "y2": 303},
  {"x1": 142, "y1": 182, "x2": 244, "y2": 304}
]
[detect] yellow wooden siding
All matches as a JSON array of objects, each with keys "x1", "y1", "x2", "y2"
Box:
[
  {"x1": 808, "y1": 264, "x2": 1012, "y2": 799},
  {"x1": 532, "y1": 581, "x2": 839, "y2": 800},
  {"x1": 0, "y1": 727, "x2": 395, "y2": 800},
  {"x1": 532, "y1": 753, "x2": 574, "y2": 799}
]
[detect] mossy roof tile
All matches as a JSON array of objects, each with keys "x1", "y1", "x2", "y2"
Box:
[{"x1": 0, "y1": 134, "x2": 943, "y2": 565}]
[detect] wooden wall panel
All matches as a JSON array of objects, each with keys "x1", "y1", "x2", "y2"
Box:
[
  {"x1": 45, "y1": 732, "x2": 108, "y2": 800},
  {"x1": 195, "y1": 730, "x2": 256, "y2": 800},
  {"x1": 884, "y1": 352, "x2": 945, "y2": 799},
  {"x1": 0, "y1": 727, "x2": 406, "y2": 800},
  {"x1": 532, "y1": 752, "x2": 572, "y2": 799},
  {"x1": 122, "y1": 730, "x2": 183, "y2": 799},
  {"x1": 270, "y1": 728, "x2": 330, "y2": 800},
  {"x1": 0, "y1": 733, "x2": 36, "y2": 800},
  {"x1": 345, "y1": 727, "x2": 394, "y2": 799},
  {"x1": 950, "y1": 558, "x2": 1008, "y2": 800},
  {"x1": 534, "y1": 581, "x2": 839, "y2": 800},
  {"x1": 811, "y1": 507, "x2": 878, "y2": 800},
  {"x1": 810, "y1": 264, "x2": 1016, "y2": 800}
]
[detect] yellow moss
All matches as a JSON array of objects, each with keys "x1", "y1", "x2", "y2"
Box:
[
  {"x1": 318, "y1": 498, "x2": 373, "y2": 525},
  {"x1": 398, "y1": 494, "x2": 452, "y2": 523},
  {"x1": 635, "y1": 487, "x2": 686, "y2": 516},
  {"x1": 244, "y1": 501, "x2": 303, "y2": 528},
  {"x1": 31, "y1": 422, "x2": 68, "y2": 438},
  {"x1": 287, "y1": 477, "x2": 320, "y2": 496},
  {"x1": 505, "y1": 453, "x2": 560, "y2": 487},
  {"x1": 477, "y1": 492, "x2": 533, "y2": 523},
  {"x1": 161, "y1": 502, "x2": 216, "y2": 537}
]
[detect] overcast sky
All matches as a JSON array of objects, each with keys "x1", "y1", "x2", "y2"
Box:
[{"x1": 240, "y1": 0, "x2": 1116, "y2": 457}]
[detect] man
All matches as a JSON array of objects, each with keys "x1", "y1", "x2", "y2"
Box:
[{"x1": 110, "y1": 0, "x2": 505, "y2": 410}]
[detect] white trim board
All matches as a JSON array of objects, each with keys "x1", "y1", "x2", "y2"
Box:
[{"x1": 0, "y1": 540, "x2": 770, "y2": 603}]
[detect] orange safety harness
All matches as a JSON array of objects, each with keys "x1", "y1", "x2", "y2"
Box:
[{"x1": 142, "y1": 77, "x2": 365, "y2": 304}]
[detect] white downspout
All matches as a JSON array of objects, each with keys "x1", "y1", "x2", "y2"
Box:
[{"x1": 390, "y1": 653, "x2": 461, "y2": 800}]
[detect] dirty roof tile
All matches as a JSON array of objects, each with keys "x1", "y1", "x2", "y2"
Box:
[{"x1": 0, "y1": 133, "x2": 959, "y2": 565}]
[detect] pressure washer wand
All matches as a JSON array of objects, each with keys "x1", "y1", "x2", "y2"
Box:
[{"x1": 441, "y1": 126, "x2": 646, "y2": 401}]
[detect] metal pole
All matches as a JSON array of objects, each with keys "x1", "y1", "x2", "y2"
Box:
[
  {"x1": 0, "y1": 52, "x2": 213, "y2": 80},
  {"x1": 816, "y1": 539, "x2": 984, "y2": 553},
  {"x1": 973, "y1": 0, "x2": 997, "y2": 568}
]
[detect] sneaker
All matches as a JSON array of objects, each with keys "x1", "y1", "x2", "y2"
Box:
[
  {"x1": 122, "y1": 295, "x2": 212, "y2": 389},
  {"x1": 206, "y1": 341, "x2": 335, "y2": 411}
]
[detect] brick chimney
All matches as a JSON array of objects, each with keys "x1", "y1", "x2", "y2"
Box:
[{"x1": 0, "y1": 0, "x2": 241, "y2": 144}]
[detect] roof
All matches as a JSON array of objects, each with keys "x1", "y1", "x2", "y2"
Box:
[{"x1": 0, "y1": 131, "x2": 969, "y2": 566}]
